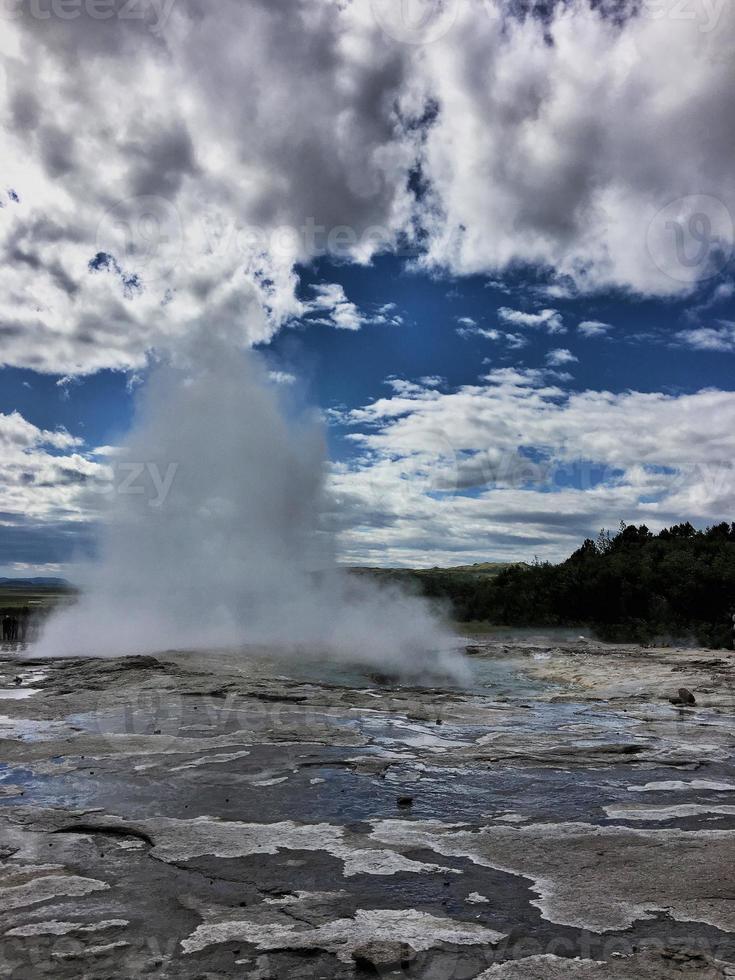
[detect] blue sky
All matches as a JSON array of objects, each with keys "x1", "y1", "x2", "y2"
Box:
[
  {"x1": 6, "y1": 254, "x2": 732, "y2": 462},
  {"x1": 2, "y1": 252, "x2": 733, "y2": 573},
  {"x1": 1, "y1": 0, "x2": 734, "y2": 574}
]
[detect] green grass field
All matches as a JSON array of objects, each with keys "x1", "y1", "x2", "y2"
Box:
[{"x1": 0, "y1": 584, "x2": 76, "y2": 611}]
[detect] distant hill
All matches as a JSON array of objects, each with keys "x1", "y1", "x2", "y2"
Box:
[
  {"x1": 350, "y1": 561, "x2": 521, "y2": 578},
  {"x1": 426, "y1": 561, "x2": 527, "y2": 576},
  {"x1": 0, "y1": 577, "x2": 73, "y2": 589}
]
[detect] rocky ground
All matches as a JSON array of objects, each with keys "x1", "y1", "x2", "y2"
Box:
[{"x1": 0, "y1": 636, "x2": 734, "y2": 978}]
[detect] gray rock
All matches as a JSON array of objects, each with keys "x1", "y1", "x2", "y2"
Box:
[
  {"x1": 670, "y1": 687, "x2": 697, "y2": 706},
  {"x1": 352, "y1": 940, "x2": 416, "y2": 971}
]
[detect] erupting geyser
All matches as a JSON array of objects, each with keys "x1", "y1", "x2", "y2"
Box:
[{"x1": 36, "y1": 337, "x2": 467, "y2": 682}]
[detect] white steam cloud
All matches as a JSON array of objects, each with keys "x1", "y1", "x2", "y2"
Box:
[{"x1": 35, "y1": 336, "x2": 466, "y2": 682}]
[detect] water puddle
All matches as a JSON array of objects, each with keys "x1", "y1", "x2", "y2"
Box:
[{"x1": 0, "y1": 714, "x2": 61, "y2": 740}]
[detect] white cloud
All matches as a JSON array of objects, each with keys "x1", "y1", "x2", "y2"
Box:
[
  {"x1": 306, "y1": 283, "x2": 366, "y2": 332},
  {"x1": 305, "y1": 283, "x2": 400, "y2": 331},
  {"x1": 89, "y1": 445, "x2": 123, "y2": 458},
  {"x1": 373, "y1": 303, "x2": 404, "y2": 326},
  {"x1": 546, "y1": 348, "x2": 578, "y2": 367},
  {"x1": 385, "y1": 377, "x2": 442, "y2": 398},
  {"x1": 2, "y1": 0, "x2": 734, "y2": 570},
  {"x1": 0, "y1": 412, "x2": 81, "y2": 452},
  {"x1": 578, "y1": 320, "x2": 613, "y2": 337},
  {"x1": 0, "y1": 1, "x2": 418, "y2": 374},
  {"x1": 0, "y1": 411, "x2": 101, "y2": 564},
  {"x1": 676, "y1": 322, "x2": 735, "y2": 353},
  {"x1": 1, "y1": 0, "x2": 732, "y2": 378},
  {"x1": 417, "y1": 0, "x2": 735, "y2": 296},
  {"x1": 268, "y1": 370, "x2": 297, "y2": 385},
  {"x1": 456, "y1": 318, "x2": 528, "y2": 348},
  {"x1": 498, "y1": 308, "x2": 565, "y2": 334},
  {"x1": 329, "y1": 372, "x2": 735, "y2": 565},
  {"x1": 687, "y1": 281, "x2": 735, "y2": 320}
]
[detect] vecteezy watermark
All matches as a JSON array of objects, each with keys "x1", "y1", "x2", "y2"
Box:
[
  {"x1": 89, "y1": 461, "x2": 179, "y2": 508},
  {"x1": 96, "y1": 195, "x2": 183, "y2": 285},
  {"x1": 92, "y1": 685, "x2": 188, "y2": 750},
  {"x1": 89, "y1": 686, "x2": 348, "y2": 757},
  {"x1": 195, "y1": 210, "x2": 421, "y2": 263},
  {"x1": 320, "y1": 928, "x2": 735, "y2": 980},
  {"x1": 95, "y1": 195, "x2": 421, "y2": 283},
  {"x1": 638, "y1": 0, "x2": 729, "y2": 33},
  {"x1": 0, "y1": 929, "x2": 180, "y2": 977},
  {"x1": 646, "y1": 194, "x2": 734, "y2": 286},
  {"x1": 0, "y1": 923, "x2": 730, "y2": 980},
  {"x1": 370, "y1": 0, "x2": 459, "y2": 43},
  {"x1": 0, "y1": 0, "x2": 176, "y2": 32}
]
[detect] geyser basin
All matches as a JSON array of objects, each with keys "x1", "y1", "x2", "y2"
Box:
[{"x1": 1, "y1": 637, "x2": 734, "y2": 978}]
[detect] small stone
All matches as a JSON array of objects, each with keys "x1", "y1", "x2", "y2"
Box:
[
  {"x1": 396, "y1": 795, "x2": 413, "y2": 808},
  {"x1": 670, "y1": 687, "x2": 696, "y2": 706},
  {"x1": 352, "y1": 940, "x2": 416, "y2": 971}
]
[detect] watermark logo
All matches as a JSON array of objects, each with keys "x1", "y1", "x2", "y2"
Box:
[
  {"x1": 89, "y1": 461, "x2": 179, "y2": 508},
  {"x1": 638, "y1": 0, "x2": 729, "y2": 34},
  {"x1": 0, "y1": 0, "x2": 176, "y2": 33},
  {"x1": 646, "y1": 194, "x2": 734, "y2": 286},
  {"x1": 371, "y1": 0, "x2": 459, "y2": 44},
  {"x1": 91, "y1": 685, "x2": 188, "y2": 754},
  {"x1": 195, "y1": 209, "x2": 421, "y2": 263}
]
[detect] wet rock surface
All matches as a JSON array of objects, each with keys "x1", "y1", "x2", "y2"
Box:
[{"x1": 0, "y1": 638, "x2": 733, "y2": 978}]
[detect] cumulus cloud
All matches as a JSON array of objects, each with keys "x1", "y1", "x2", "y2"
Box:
[
  {"x1": 305, "y1": 283, "x2": 372, "y2": 332},
  {"x1": 304, "y1": 283, "x2": 404, "y2": 331},
  {"x1": 373, "y1": 303, "x2": 404, "y2": 326},
  {"x1": 268, "y1": 370, "x2": 297, "y2": 386},
  {"x1": 676, "y1": 322, "x2": 735, "y2": 352},
  {"x1": 456, "y1": 318, "x2": 528, "y2": 347},
  {"x1": 0, "y1": 0, "x2": 418, "y2": 374},
  {"x1": 416, "y1": 0, "x2": 735, "y2": 295},
  {"x1": 0, "y1": 412, "x2": 81, "y2": 453},
  {"x1": 578, "y1": 319, "x2": 613, "y2": 337},
  {"x1": 0, "y1": 411, "x2": 102, "y2": 571},
  {"x1": 3, "y1": 0, "x2": 735, "y2": 572},
  {"x1": 331, "y1": 371, "x2": 735, "y2": 565},
  {"x1": 1, "y1": 0, "x2": 733, "y2": 378},
  {"x1": 685, "y1": 281, "x2": 735, "y2": 322},
  {"x1": 498, "y1": 308, "x2": 566, "y2": 334},
  {"x1": 546, "y1": 348, "x2": 578, "y2": 366},
  {"x1": 385, "y1": 377, "x2": 441, "y2": 398}
]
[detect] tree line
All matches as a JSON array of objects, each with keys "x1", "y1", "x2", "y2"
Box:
[{"x1": 390, "y1": 522, "x2": 735, "y2": 647}]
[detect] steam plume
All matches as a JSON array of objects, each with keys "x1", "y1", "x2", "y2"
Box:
[{"x1": 36, "y1": 339, "x2": 466, "y2": 682}]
